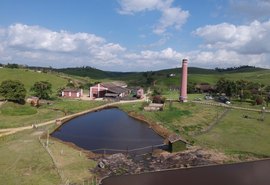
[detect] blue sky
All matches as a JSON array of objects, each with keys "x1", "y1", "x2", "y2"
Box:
[{"x1": 0, "y1": 0, "x2": 270, "y2": 71}]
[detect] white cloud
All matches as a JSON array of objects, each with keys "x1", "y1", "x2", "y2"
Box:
[
  {"x1": 6, "y1": 24, "x2": 106, "y2": 53},
  {"x1": 194, "y1": 20, "x2": 270, "y2": 55},
  {"x1": 0, "y1": 23, "x2": 185, "y2": 71},
  {"x1": 189, "y1": 50, "x2": 265, "y2": 68},
  {"x1": 118, "y1": 0, "x2": 189, "y2": 35},
  {"x1": 1, "y1": 23, "x2": 269, "y2": 71},
  {"x1": 0, "y1": 23, "x2": 128, "y2": 69},
  {"x1": 190, "y1": 19, "x2": 270, "y2": 69},
  {"x1": 153, "y1": 7, "x2": 189, "y2": 34}
]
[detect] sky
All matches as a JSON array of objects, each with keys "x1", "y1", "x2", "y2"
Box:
[{"x1": 0, "y1": 0, "x2": 270, "y2": 71}]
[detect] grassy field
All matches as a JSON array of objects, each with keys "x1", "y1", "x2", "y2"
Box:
[
  {"x1": 196, "y1": 109, "x2": 270, "y2": 158},
  {"x1": 162, "y1": 91, "x2": 204, "y2": 100},
  {"x1": 0, "y1": 68, "x2": 68, "y2": 94},
  {"x1": 155, "y1": 69, "x2": 270, "y2": 89},
  {"x1": 0, "y1": 99, "x2": 106, "y2": 128},
  {"x1": 119, "y1": 100, "x2": 270, "y2": 159},
  {"x1": 45, "y1": 99, "x2": 106, "y2": 115},
  {"x1": 0, "y1": 129, "x2": 61, "y2": 185},
  {"x1": 47, "y1": 138, "x2": 97, "y2": 184},
  {"x1": 118, "y1": 101, "x2": 225, "y2": 137},
  {"x1": 0, "y1": 125, "x2": 97, "y2": 185}
]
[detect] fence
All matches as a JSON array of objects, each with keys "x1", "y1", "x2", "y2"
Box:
[{"x1": 90, "y1": 144, "x2": 168, "y2": 156}]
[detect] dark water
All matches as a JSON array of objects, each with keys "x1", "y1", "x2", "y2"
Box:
[
  {"x1": 51, "y1": 108, "x2": 164, "y2": 153},
  {"x1": 101, "y1": 159, "x2": 270, "y2": 185}
]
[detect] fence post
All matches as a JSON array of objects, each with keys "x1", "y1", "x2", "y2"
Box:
[
  {"x1": 46, "y1": 130, "x2": 49, "y2": 147},
  {"x1": 126, "y1": 146, "x2": 129, "y2": 156}
]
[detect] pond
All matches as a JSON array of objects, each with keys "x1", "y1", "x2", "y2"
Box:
[{"x1": 51, "y1": 108, "x2": 164, "y2": 154}]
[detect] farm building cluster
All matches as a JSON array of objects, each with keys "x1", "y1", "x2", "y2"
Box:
[{"x1": 61, "y1": 81, "x2": 144, "y2": 100}]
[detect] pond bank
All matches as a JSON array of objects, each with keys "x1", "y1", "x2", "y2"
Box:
[
  {"x1": 93, "y1": 146, "x2": 229, "y2": 180},
  {"x1": 101, "y1": 158, "x2": 270, "y2": 185}
]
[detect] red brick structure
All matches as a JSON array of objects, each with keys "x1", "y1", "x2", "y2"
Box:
[
  {"x1": 180, "y1": 59, "x2": 188, "y2": 102},
  {"x1": 62, "y1": 88, "x2": 83, "y2": 98}
]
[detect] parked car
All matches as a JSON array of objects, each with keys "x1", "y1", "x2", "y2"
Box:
[
  {"x1": 218, "y1": 96, "x2": 231, "y2": 104},
  {"x1": 205, "y1": 95, "x2": 214, "y2": 100}
]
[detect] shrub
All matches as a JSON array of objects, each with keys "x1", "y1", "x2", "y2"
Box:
[
  {"x1": 152, "y1": 95, "x2": 166, "y2": 104},
  {"x1": 255, "y1": 96, "x2": 264, "y2": 105}
]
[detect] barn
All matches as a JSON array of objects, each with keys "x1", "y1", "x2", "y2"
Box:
[
  {"x1": 89, "y1": 82, "x2": 129, "y2": 99},
  {"x1": 61, "y1": 88, "x2": 83, "y2": 98}
]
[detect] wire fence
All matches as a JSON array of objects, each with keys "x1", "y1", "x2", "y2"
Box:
[{"x1": 90, "y1": 144, "x2": 168, "y2": 156}]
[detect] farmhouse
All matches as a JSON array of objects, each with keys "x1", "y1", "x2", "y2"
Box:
[
  {"x1": 89, "y1": 82, "x2": 129, "y2": 99},
  {"x1": 61, "y1": 88, "x2": 83, "y2": 98}
]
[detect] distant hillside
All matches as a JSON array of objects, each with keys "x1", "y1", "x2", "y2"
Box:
[
  {"x1": 54, "y1": 66, "x2": 270, "y2": 87},
  {"x1": 2, "y1": 65, "x2": 268, "y2": 95},
  {"x1": 0, "y1": 68, "x2": 68, "y2": 93},
  {"x1": 55, "y1": 67, "x2": 138, "y2": 79}
]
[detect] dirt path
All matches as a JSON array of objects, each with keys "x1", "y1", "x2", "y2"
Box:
[
  {"x1": 0, "y1": 99, "x2": 145, "y2": 137},
  {"x1": 192, "y1": 100, "x2": 270, "y2": 113}
]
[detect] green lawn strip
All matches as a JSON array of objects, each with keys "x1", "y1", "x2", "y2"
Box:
[
  {"x1": 195, "y1": 109, "x2": 270, "y2": 158},
  {"x1": 162, "y1": 92, "x2": 205, "y2": 100},
  {"x1": 46, "y1": 99, "x2": 106, "y2": 115},
  {"x1": 1, "y1": 102, "x2": 37, "y2": 116},
  {"x1": 0, "y1": 99, "x2": 106, "y2": 129},
  {"x1": 45, "y1": 137, "x2": 97, "y2": 184},
  {"x1": 0, "y1": 129, "x2": 61, "y2": 185}
]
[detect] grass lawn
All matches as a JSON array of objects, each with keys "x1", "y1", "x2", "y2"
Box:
[
  {"x1": 47, "y1": 138, "x2": 97, "y2": 184},
  {"x1": 0, "y1": 129, "x2": 61, "y2": 185},
  {"x1": 0, "y1": 99, "x2": 106, "y2": 128},
  {"x1": 46, "y1": 99, "x2": 106, "y2": 115},
  {"x1": 196, "y1": 109, "x2": 270, "y2": 158},
  {"x1": 162, "y1": 91, "x2": 205, "y2": 100},
  {"x1": 118, "y1": 101, "x2": 225, "y2": 137}
]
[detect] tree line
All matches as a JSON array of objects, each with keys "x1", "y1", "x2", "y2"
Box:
[
  {"x1": 215, "y1": 78, "x2": 270, "y2": 106},
  {"x1": 0, "y1": 80, "x2": 52, "y2": 104},
  {"x1": 214, "y1": 65, "x2": 256, "y2": 72}
]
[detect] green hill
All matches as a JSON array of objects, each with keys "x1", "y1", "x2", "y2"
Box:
[
  {"x1": 0, "y1": 68, "x2": 68, "y2": 94},
  {"x1": 54, "y1": 66, "x2": 270, "y2": 88},
  {"x1": 55, "y1": 67, "x2": 138, "y2": 79},
  {"x1": 2, "y1": 66, "x2": 267, "y2": 95}
]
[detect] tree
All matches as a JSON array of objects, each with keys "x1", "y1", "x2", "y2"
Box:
[
  {"x1": 216, "y1": 78, "x2": 236, "y2": 98},
  {"x1": 236, "y1": 80, "x2": 248, "y2": 101},
  {"x1": 0, "y1": 80, "x2": 26, "y2": 103},
  {"x1": 30, "y1": 81, "x2": 52, "y2": 99},
  {"x1": 6, "y1": 63, "x2": 19, "y2": 68}
]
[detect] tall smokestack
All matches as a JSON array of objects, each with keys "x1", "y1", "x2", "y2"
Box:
[{"x1": 180, "y1": 59, "x2": 188, "y2": 102}]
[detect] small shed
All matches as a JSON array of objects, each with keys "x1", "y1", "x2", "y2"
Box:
[{"x1": 168, "y1": 134, "x2": 188, "y2": 153}]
